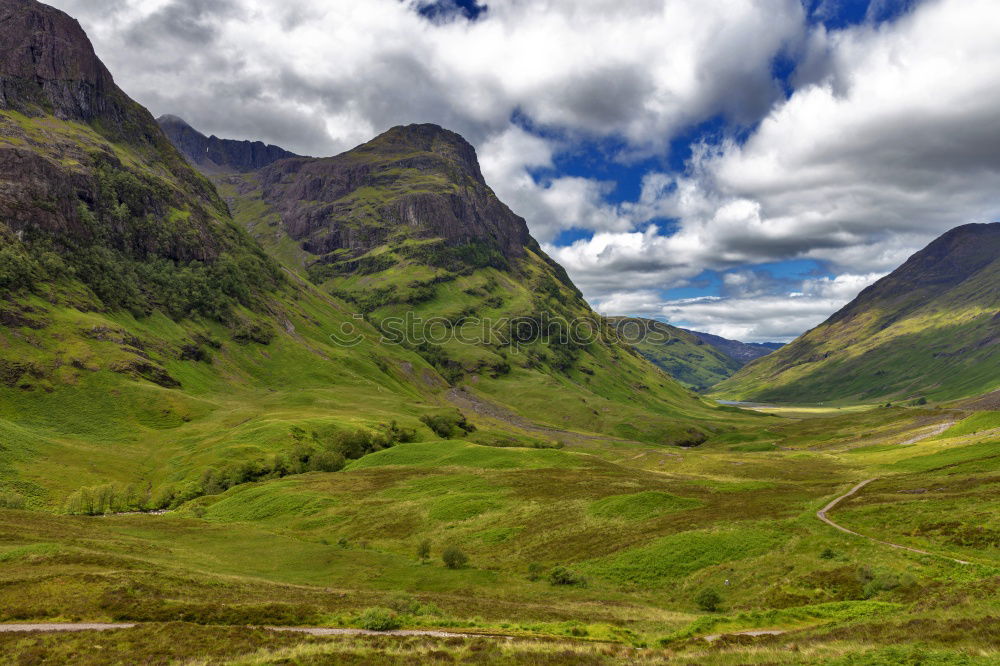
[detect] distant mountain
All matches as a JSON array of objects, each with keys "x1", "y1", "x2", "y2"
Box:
[
  {"x1": 714, "y1": 223, "x2": 1000, "y2": 403},
  {"x1": 681, "y1": 329, "x2": 783, "y2": 365},
  {"x1": 608, "y1": 318, "x2": 744, "y2": 391},
  {"x1": 157, "y1": 114, "x2": 299, "y2": 173}
]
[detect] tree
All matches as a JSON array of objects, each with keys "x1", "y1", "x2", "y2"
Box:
[
  {"x1": 417, "y1": 539, "x2": 431, "y2": 562},
  {"x1": 695, "y1": 588, "x2": 722, "y2": 612},
  {"x1": 442, "y1": 545, "x2": 468, "y2": 569}
]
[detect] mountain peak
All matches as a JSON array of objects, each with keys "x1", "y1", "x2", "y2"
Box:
[
  {"x1": 351, "y1": 123, "x2": 484, "y2": 182},
  {"x1": 715, "y1": 221, "x2": 1000, "y2": 403}
]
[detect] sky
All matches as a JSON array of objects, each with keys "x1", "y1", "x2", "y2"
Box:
[{"x1": 48, "y1": 0, "x2": 1000, "y2": 342}]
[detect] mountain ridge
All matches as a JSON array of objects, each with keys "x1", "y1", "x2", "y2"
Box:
[{"x1": 157, "y1": 114, "x2": 300, "y2": 173}]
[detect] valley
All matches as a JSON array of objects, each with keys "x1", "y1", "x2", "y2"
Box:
[{"x1": 0, "y1": 1, "x2": 997, "y2": 664}]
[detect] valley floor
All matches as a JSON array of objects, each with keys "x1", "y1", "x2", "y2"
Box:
[{"x1": 1, "y1": 402, "x2": 997, "y2": 664}]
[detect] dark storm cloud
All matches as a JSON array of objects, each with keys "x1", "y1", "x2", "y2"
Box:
[{"x1": 124, "y1": 0, "x2": 237, "y2": 46}]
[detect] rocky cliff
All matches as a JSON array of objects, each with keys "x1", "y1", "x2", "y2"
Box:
[{"x1": 249, "y1": 123, "x2": 534, "y2": 265}]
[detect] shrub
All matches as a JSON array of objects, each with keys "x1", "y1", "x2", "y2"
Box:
[
  {"x1": 527, "y1": 562, "x2": 545, "y2": 581},
  {"x1": 417, "y1": 539, "x2": 431, "y2": 562},
  {"x1": 820, "y1": 547, "x2": 837, "y2": 560},
  {"x1": 442, "y1": 545, "x2": 468, "y2": 569},
  {"x1": 420, "y1": 412, "x2": 476, "y2": 439},
  {"x1": 695, "y1": 588, "x2": 722, "y2": 612},
  {"x1": 358, "y1": 607, "x2": 401, "y2": 631},
  {"x1": 548, "y1": 566, "x2": 586, "y2": 586}
]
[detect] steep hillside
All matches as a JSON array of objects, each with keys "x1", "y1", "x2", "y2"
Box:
[
  {"x1": 607, "y1": 317, "x2": 743, "y2": 391},
  {"x1": 714, "y1": 223, "x2": 1000, "y2": 403},
  {"x1": 169, "y1": 119, "x2": 739, "y2": 441},
  {"x1": 157, "y1": 114, "x2": 299, "y2": 173}
]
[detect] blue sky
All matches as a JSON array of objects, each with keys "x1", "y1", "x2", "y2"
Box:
[{"x1": 53, "y1": 0, "x2": 1000, "y2": 341}]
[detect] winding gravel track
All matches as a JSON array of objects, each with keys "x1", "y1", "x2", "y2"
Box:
[{"x1": 816, "y1": 422, "x2": 971, "y2": 566}]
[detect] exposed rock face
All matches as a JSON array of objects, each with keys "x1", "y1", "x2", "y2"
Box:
[
  {"x1": 253, "y1": 123, "x2": 533, "y2": 261},
  {"x1": 0, "y1": 0, "x2": 114, "y2": 120},
  {"x1": 157, "y1": 114, "x2": 300, "y2": 173}
]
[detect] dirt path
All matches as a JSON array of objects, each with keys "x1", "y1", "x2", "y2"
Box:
[
  {"x1": 0, "y1": 623, "x2": 136, "y2": 633},
  {"x1": 817, "y1": 478, "x2": 970, "y2": 565},
  {"x1": 702, "y1": 629, "x2": 786, "y2": 641},
  {"x1": 0, "y1": 623, "x2": 481, "y2": 639}
]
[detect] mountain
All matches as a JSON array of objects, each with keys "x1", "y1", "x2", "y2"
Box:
[
  {"x1": 683, "y1": 330, "x2": 783, "y2": 365},
  {"x1": 168, "y1": 118, "x2": 738, "y2": 442},
  {"x1": 714, "y1": 223, "x2": 1000, "y2": 403},
  {"x1": 607, "y1": 318, "x2": 744, "y2": 391},
  {"x1": 157, "y1": 114, "x2": 299, "y2": 173},
  {"x1": 0, "y1": 1, "x2": 749, "y2": 512}
]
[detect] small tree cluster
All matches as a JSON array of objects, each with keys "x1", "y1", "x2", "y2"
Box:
[
  {"x1": 64, "y1": 484, "x2": 150, "y2": 515},
  {"x1": 695, "y1": 588, "x2": 722, "y2": 612},
  {"x1": 420, "y1": 412, "x2": 476, "y2": 439}
]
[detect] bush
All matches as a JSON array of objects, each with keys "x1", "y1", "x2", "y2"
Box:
[
  {"x1": 820, "y1": 547, "x2": 837, "y2": 560},
  {"x1": 417, "y1": 539, "x2": 431, "y2": 562},
  {"x1": 695, "y1": 588, "x2": 722, "y2": 612},
  {"x1": 310, "y1": 450, "x2": 346, "y2": 472},
  {"x1": 358, "y1": 607, "x2": 401, "y2": 631},
  {"x1": 548, "y1": 566, "x2": 586, "y2": 586},
  {"x1": 442, "y1": 545, "x2": 468, "y2": 569},
  {"x1": 420, "y1": 412, "x2": 476, "y2": 439}
]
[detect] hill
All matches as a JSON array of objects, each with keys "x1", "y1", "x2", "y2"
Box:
[
  {"x1": 683, "y1": 329, "x2": 783, "y2": 365},
  {"x1": 714, "y1": 223, "x2": 1000, "y2": 403}
]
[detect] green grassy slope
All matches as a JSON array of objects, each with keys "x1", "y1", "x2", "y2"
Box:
[
  {"x1": 1, "y1": 400, "x2": 996, "y2": 662},
  {"x1": 714, "y1": 223, "x2": 1000, "y2": 404},
  {"x1": 607, "y1": 317, "x2": 743, "y2": 391}
]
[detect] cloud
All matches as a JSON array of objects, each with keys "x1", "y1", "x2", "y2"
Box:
[
  {"x1": 593, "y1": 272, "x2": 885, "y2": 342},
  {"x1": 652, "y1": 0, "x2": 1000, "y2": 275}
]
